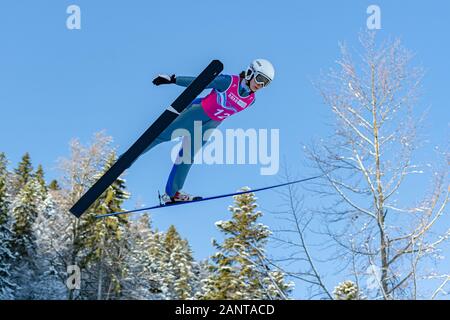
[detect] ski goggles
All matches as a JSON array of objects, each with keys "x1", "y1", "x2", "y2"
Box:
[{"x1": 253, "y1": 72, "x2": 271, "y2": 87}]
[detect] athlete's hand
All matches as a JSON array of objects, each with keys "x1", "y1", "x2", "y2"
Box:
[{"x1": 152, "y1": 74, "x2": 176, "y2": 86}]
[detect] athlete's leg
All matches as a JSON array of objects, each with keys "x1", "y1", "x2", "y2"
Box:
[
  {"x1": 125, "y1": 98, "x2": 203, "y2": 169},
  {"x1": 165, "y1": 119, "x2": 221, "y2": 197}
]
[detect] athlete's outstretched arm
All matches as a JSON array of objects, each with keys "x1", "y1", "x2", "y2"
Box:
[
  {"x1": 176, "y1": 74, "x2": 231, "y2": 92},
  {"x1": 151, "y1": 73, "x2": 231, "y2": 92}
]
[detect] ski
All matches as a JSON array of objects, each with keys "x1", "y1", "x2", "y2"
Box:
[
  {"x1": 94, "y1": 173, "x2": 327, "y2": 219},
  {"x1": 70, "y1": 60, "x2": 224, "y2": 218}
]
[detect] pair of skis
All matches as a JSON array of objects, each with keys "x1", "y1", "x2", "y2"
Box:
[{"x1": 70, "y1": 60, "x2": 224, "y2": 218}]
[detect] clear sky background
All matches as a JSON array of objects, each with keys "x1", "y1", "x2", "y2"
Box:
[{"x1": 0, "y1": 1, "x2": 448, "y2": 298}]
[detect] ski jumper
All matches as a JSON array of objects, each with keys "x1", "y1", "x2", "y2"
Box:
[{"x1": 141, "y1": 74, "x2": 256, "y2": 196}]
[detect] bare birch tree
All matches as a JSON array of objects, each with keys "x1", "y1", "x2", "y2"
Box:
[
  {"x1": 302, "y1": 31, "x2": 449, "y2": 299},
  {"x1": 270, "y1": 162, "x2": 333, "y2": 300},
  {"x1": 54, "y1": 131, "x2": 116, "y2": 299}
]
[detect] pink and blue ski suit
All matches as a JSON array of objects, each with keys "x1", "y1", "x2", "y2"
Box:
[{"x1": 142, "y1": 74, "x2": 255, "y2": 196}]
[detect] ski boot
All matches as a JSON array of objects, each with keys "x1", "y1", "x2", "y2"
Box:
[{"x1": 160, "y1": 190, "x2": 203, "y2": 205}]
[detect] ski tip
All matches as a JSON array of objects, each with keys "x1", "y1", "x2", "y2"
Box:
[{"x1": 211, "y1": 59, "x2": 224, "y2": 70}]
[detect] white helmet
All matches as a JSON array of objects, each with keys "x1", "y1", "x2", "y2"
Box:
[{"x1": 245, "y1": 58, "x2": 275, "y2": 87}]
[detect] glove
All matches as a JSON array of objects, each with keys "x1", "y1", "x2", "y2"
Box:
[{"x1": 152, "y1": 74, "x2": 176, "y2": 86}]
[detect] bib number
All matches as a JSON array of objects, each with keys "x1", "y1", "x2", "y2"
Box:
[{"x1": 213, "y1": 108, "x2": 232, "y2": 120}]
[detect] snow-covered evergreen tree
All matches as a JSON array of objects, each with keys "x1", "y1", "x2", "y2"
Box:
[
  {"x1": 163, "y1": 225, "x2": 197, "y2": 299},
  {"x1": 0, "y1": 153, "x2": 10, "y2": 223},
  {"x1": 11, "y1": 178, "x2": 42, "y2": 258},
  {"x1": 0, "y1": 219, "x2": 15, "y2": 300},
  {"x1": 199, "y1": 188, "x2": 293, "y2": 300},
  {"x1": 0, "y1": 153, "x2": 16, "y2": 299},
  {"x1": 333, "y1": 281, "x2": 365, "y2": 300},
  {"x1": 34, "y1": 164, "x2": 48, "y2": 198},
  {"x1": 12, "y1": 153, "x2": 33, "y2": 196},
  {"x1": 122, "y1": 214, "x2": 166, "y2": 299},
  {"x1": 123, "y1": 216, "x2": 200, "y2": 300},
  {"x1": 8, "y1": 153, "x2": 55, "y2": 299},
  {"x1": 9, "y1": 176, "x2": 46, "y2": 299},
  {"x1": 32, "y1": 192, "x2": 75, "y2": 299}
]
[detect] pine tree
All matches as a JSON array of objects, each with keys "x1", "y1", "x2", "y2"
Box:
[
  {"x1": 13, "y1": 152, "x2": 33, "y2": 194},
  {"x1": 163, "y1": 225, "x2": 197, "y2": 299},
  {"x1": 123, "y1": 214, "x2": 166, "y2": 299},
  {"x1": 0, "y1": 153, "x2": 10, "y2": 225},
  {"x1": 5, "y1": 154, "x2": 54, "y2": 299},
  {"x1": 31, "y1": 194, "x2": 70, "y2": 299},
  {"x1": 199, "y1": 188, "x2": 293, "y2": 300},
  {"x1": 34, "y1": 164, "x2": 48, "y2": 197},
  {"x1": 10, "y1": 155, "x2": 45, "y2": 257},
  {"x1": 11, "y1": 178, "x2": 42, "y2": 257},
  {"x1": 0, "y1": 153, "x2": 16, "y2": 299},
  {"x1": 48, "y1": 179, "x2": 61, "y2": 191},
  {"x1": 0, "y1": 217, "x2": 15, "y2": 299},
  {"x1": 9, "y1": 176, "x2": 46, "y2": 299},
  {"x1": 123, "y1": 216, "x2": 201, "y2": 300}
]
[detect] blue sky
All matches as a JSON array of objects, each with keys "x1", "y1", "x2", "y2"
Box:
[{"x1": 0, "y1": 1, "x2": 448, "y2": 298}]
